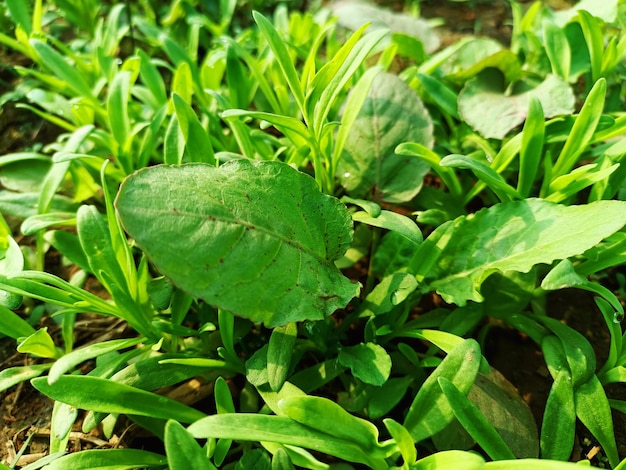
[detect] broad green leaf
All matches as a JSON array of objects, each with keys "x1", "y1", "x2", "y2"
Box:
[
  {"x1": 338, "y1": 72, "x2": 433, "y2": 203},
  {"x1": 187, "y1": 413, "x2": 387, "y2": 468},
  {"x1": 115, "y1": 160, "x2": 359, "y2": 327},
  {"x1": 338, "y1": 342, "x2": 391, "y2": 386},
  {"x1": 550, "y1": 0, "x2": 617, "y2": 26},
  {"x1": 165, "y1": 420, "x2": 216, "y2": 470},
  {"x1": 404, "y1": 339, "x2": 481, "y2": 442},
  {"x1": 277, "y1": 395, "x2": 380, "y2": 450},
  {"x1": 34, "y1": 448, "x2": 167, "y2": 470},
  {"x1": 31, "y1": 375, "x2": 206, "y2": 423},
  {"x1": 458, "y1": 70, "x2": 574, "y2": 139},
  {"x1": 410, "y1": 198, "x2": 626, "y2": 306},
  {"x1": 439, "y1": 377, "x2": 516, "y2": 461}
]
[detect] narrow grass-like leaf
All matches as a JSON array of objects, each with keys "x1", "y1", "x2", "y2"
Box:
[
  {"x1": 574, "y1": 375, "x2": 619, "y2": 468},
  {"x1": 352, "y1": 210, "x2": 422, "y2": 244},
  {"x1": 551, "y1": 78, "x2": 606, "y2": 178},
  {"x1": 107, "y1": 71, "x2": 131, "y2": 164},
  {"x1": 188, "y1": 413, "x2": 387, "y2": 468},
  {"x1": 267, "y1": 322, "x2": 298, "y2": 391},
  {"x1": 384, "y1": 419, "x2": 416, "y2": 466},
  {"x1": 518, "y1": 97, "x2": 544, "y2": 196},
  {"x1": 34, "y1": 449, "x2": 167, "y2": 470},
  {"x1": 417, "y1": 73, "x2": 459, "y2": 118},
  {"x1": 439, "y1": 377, "x2": 516, "y2": 460},
  {"x1": 30, "y1": 40, "x2": 95, "y2": 101},
  {"x1": 278, "y1": 395, "x2": 380, "y2": 450},
  {"x1": 48, "y1": 337, "x2": 145, "y2": 384},
  {"x1": 32, "y1": 375, "x2": 206, "y2": 423},
  {"x1": 440, "y1": 154, "x2": 521, "y2": 202},
  {"x1": 0, "y1": 364, "x2": 51, "y2": 393},
  {"x1": 578, "y1": 11, "x2": 603, "y2": 82},
  {"x1": 404, "y1": 339, "x2": 481, "y2": 442},
  {"x1": 395, "y1": 142, "x2": 463, "y2": 197},
  {"x1": 539, "y1": 316, "x2": 595, "y2": 388},
  {"x1": 540, "y1": 370, "x2": 575, "y2": 461},
  {"x1": 543, "y1": 20, "x2": 571, "y2": 80},
  {"x1": 165, "y1": 420, "x2": 216, "y2": 470},
  {"x1": 253, "y1": 11, "x2": 306, "y2": 114},
  {"x1": 413, "y1": 450, "x2": 485, "y2": 469},
  {"x1": 0, "y1": 304, "x2": 36, "y2": 339},
  {"x1": 173, "y1": 93, "x2": 215, "y2": 164},
  {"x1": 116, "y1": 161, "x2": 359, "y2": 327}
]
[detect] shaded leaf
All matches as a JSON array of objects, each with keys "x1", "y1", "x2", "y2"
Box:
[
  {"x1": 459, "y1": 70, "x2": 574, "y2": 139},
  {"x1": 330, "y1": 1, "x2": 440, "y2": 53},
  {"x1": 116, "y1": 160, "x2": 359, "y2": 327},
  {"x1": 338, "y1": 73, "x2": 433, "y2": 203}
]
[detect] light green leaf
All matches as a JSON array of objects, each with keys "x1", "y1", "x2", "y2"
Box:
[
  {"x1": 338, "y1": 342, "x2": 391, "y2": 386},
  {"x1": 33, "y1": 448, "x2": 167, "y2": 470},
  {"x1": 458, "y1": 70, "x2": 574, "y2": 139},
  {"x1": 413, "y1": 450, "x2": 485, "y2": 469},
  {"x1": 277, "y1": 395, "x2": 380, "y2": 450},
  {"x1": 188, "y1": 414, "x2": 386, "y2": 468},
  {"x1": 0, "y1": 363, "x2": 51, "y2": 393},
  {"x1": 48, "y1": 337, "x2": 145, "y2": 384},
  {"x1": 17, "y1": 327, "x2": 59, "y2": 358},
  {"x1": 165, "y1": 420, "x2": 216, "y2": 470},
  {"x1": 31, "y1": 375, "x2": 206, "y2": 423},
  {"x1": 410, "y1": 198, "x2": 626, "y2": 306},
  {"x1": 338, "y1": 72, "x2": 433, "y2": 203},
  {"x1": 404, "y1": 339, "x2": 481, "y2": 442},
  {"x1": 115, "y1": 161, "x2": 359, "y2": 327},
  {"x1": 352, "y1": 210, "x2": 422, "y2": 244}
]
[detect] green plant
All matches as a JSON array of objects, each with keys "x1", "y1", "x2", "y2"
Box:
[{"x1": 2, "y1": 0, "x2": 626, "y2": 468}]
